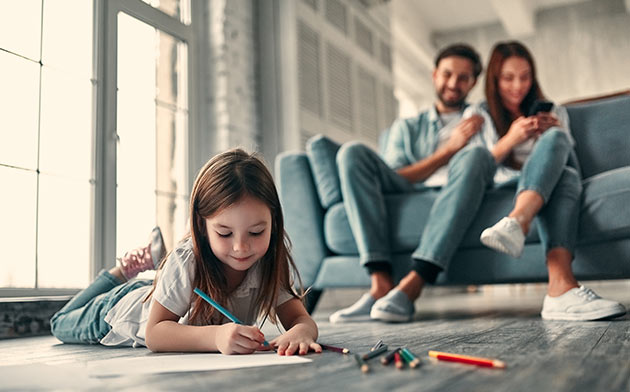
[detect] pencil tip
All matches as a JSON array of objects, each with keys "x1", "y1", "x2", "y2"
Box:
[{"x1": 493, "y1": 360, "x2": 507, "y2": 368}]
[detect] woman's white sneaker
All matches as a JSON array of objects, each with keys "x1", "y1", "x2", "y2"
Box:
[
  {"x1": 480, "y1": 217, "x2": 525, "y2": 258},
  {"x1": 541, "y1": 286, "x2": 627, "y2": 321}
]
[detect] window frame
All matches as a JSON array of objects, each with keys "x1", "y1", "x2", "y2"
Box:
[
  {"x1": 1, "y1": 0, "x2": 201, "y2": 298},
  {"x1": 94, "y1": 0, "x2": 198, "y2": 283}
]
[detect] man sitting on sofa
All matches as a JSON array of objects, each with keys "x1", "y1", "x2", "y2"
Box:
[{"x1": 330, "y1": 43, "x2": 496, "y2": 323}]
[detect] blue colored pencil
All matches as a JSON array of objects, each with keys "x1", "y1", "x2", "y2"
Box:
[{"x1": 193, "y1": 287, "x2": 270, "y2": 346}]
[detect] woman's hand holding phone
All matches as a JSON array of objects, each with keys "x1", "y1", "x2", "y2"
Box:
[
  {"x1": 506, "y1": 116, "x2": 539, "y2": 145},
  {"x1": 534, "y1": 112, "x2": 560, "y2": 134}
]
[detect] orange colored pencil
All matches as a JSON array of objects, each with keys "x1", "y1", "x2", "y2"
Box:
[{"x1": 428, "y1": 350, "x2": 506, "y2": 369}]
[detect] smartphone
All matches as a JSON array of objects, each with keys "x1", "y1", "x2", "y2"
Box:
[{"x1": 528, "y1": 100, "x2": 554, "y2": 116}]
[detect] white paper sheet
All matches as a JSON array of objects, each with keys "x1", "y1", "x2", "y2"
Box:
[{"x1": 87, "y1": 351, "x2": 312, "y2": 377}]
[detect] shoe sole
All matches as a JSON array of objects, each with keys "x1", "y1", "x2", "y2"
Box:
[
  {"x1": 370, "y1": 308, "x2": 412, "y2": 323},
  {"x1": 480, "y1": 229, "x2": 523, "y2": 258},
  {"x1": 541, "y1": 307, "x2": 627, "y2": 321},
  {"x1": 329, "y1": 315, "x2": 372, "y2": 324},
  {"x1": 151, "y1": 227, "x2": 166, "y2": 263}
]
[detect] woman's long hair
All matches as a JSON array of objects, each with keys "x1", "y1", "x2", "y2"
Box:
[
  {"x1": 147, "y1": 148, "x2": 303, "y2": 325},
  {"x1": 485, "y1": 41, "x2": 545, "y2": 168}
]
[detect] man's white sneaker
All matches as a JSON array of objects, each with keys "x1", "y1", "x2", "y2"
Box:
[
  {"x1": 370, "y1": 289, "x2": 415, "y2": 323},
  {"x1": 480, "y1": 217, "x2": 525, "y2": 258},
  {"x1": 541, "y1": 285, "x2": 627, "y2": 321},
  {"x1": 329, "y1": 293, "x2": 376, "y2": 323}
]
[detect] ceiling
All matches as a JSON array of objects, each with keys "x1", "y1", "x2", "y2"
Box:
[
  {"x1": 396, "y1": 0, "x2": 590, "y2": 34},
  {"x1": 371, "y1": 0, "x2": 630, "y2": 110},
  {"x1": 388, "y1": 0, "x2": 595, "y2": 70}
]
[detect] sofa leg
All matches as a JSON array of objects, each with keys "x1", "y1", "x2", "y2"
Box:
[{"x1": 304, "y1": 289, "x2": 323, "y2": 314}]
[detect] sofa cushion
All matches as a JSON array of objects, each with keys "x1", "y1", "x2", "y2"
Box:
[
  {"x1": 324, "y1": 185, "x2": 541, "y2": 255},
  {"x1": 306, "y1": 135, "x2": 342, "y2": 208},
  {"x1": 566, "y1": 95, "x2": 630, "y2": 179},
  {"x1": 579, "y1": 166, "x2": 630, "y2": 244}
]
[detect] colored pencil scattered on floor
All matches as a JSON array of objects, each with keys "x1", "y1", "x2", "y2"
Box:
[
  {"x1": 324, "y1": 339, "x2": 505, "y2": 374},
  {"x1": 354, "y1": 354, "x2": 370, "y2": 373},
  {"x1": 428, "y1": 350, "x2": 506, "y2": 369},
  {"x1": 400, "y1": 348, "x2": 421, "y2": 368},
  {"x1": 394, "y1": 351, "x2": 404, "y2": 369},
  {"x1": 381, "y1": 348, "x2": 401, "y2": 366},
  {"x1": 321, "y1": 344, "x2": 350, "y2": 354},
  {"x1": 370, "y1": 339, "x2": 385, "y2": 351},
  {"x1": 398, "y1": 347, "x2": 415, "y2": 367},
  {"x1": 362, "y1": 345, "x2": 388, "y2": 361}
]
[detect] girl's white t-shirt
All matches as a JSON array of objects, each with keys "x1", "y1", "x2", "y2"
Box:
[{"x1": 100, "y1": 237, "x2": 294, "y2": 347}]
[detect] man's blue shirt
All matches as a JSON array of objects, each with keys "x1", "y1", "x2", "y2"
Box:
[{"x1": 381, "y1": 104, "x2": 468, "y2": 171}]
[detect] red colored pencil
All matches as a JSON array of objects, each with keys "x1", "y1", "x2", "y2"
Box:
[
  {"x1": 381, "y1": 348, "x2": 401, "y2": 365},
  {"x1": 428, "y1": 350, "x2": 506, "y2": 369},
  {"x1": 394, "y1": 351, "x2": 404, "y2": 369}
]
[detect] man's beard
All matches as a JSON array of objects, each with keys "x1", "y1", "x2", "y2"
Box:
[{"x1": 437, "y1": 87, "x2": 467, "y2": 109}]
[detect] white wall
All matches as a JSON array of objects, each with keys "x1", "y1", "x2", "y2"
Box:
[
  {"x1": 432, "y1": 0, "x2": 630, "y2": 105},
  {"x1": 203, "y1": 0, "x2": 260, "y2": 160},
  {"x1": 200, "y1": 0, "x2": 630, "y2": 166}
]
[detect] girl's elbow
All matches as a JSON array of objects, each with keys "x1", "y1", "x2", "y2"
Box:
[
  {"x1": 144, "y1": 327, "x2": 161, "y2": 352},
  {"x1": 145, "y1": 337, "x2": 157, "y2": 352},
  {"x1": 145, "y1": 338, "x2": 158, "y2": 352}
]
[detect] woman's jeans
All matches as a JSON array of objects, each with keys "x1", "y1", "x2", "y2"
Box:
[
  {"x1": 50, "y1": 270, "x2": 151, "y2": 344},
  {"x1": 337, "y1": 143, "x2": 496, "y2": 273},
  {"x1": 513, "y1": 129, "x2": 581, "y2": 255}
]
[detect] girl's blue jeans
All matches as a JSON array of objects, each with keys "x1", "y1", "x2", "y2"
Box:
[{"x1": 50, "y1": 270, "x2": 151, "y2": 344}]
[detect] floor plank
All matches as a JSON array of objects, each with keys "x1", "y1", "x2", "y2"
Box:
[{"x1": 1, "y1": 281, "x2": 629, "y2": 391}]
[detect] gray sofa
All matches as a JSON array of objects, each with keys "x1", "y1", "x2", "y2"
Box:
[{"x1": 275, "y1": 94, "x2": 630, "y2": 313}]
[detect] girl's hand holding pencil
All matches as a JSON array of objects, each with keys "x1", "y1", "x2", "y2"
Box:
[
  {"x1": 193, "y1": 288, "x2": 269, "y2": 355},
  {"x1": 194, "y1": 288, "x2": 321, "y2": 356},
  {"x1": 215, "y1": 323, "x2": 268, "y2": 355}
]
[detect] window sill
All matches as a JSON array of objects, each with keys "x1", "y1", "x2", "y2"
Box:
[
  {"x1": 0, "y1": 297, "x2": 70, "y2": 339},
  {"x1": 0, "y1": 288, "x2": 80, "y2": 299}
]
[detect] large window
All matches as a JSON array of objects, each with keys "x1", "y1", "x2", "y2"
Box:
[
  {"x1": 1, "y1": 0, "x2": 94, "y2": 292},
  {"x1": 115, "y1": 11, "x2": 189, "y2": 258},
  {"x1": 1, "y1": 0, "x2": 195, "y2": 296}
]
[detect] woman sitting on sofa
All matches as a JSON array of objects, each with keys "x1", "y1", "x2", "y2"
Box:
[{"x1": 473, "y1": 41, "x2": 625, "y2": 320}]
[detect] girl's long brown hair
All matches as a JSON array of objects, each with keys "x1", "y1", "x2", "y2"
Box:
[
  {"x1": 485, "y1": 41, "x2": 545, "y2": 168},
  {"x1": 147, "y1": 148, "x2": 303, "y2": 325}
]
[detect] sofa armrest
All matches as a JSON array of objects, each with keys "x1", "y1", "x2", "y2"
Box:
[{"x1": 275, "y1": 151, "x2": 328, "y2": 288}]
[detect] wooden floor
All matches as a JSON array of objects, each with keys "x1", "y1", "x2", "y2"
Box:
[{"x1": 1, "y1": 281, "x2": 629, "y2": 391}]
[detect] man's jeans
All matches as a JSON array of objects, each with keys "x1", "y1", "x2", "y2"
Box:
[
  {"x1": 337, "y1": 143, "x2": 496, "y2": 272},
  {"x1": 50, "y1": 270, "x2": 151, "y2": 344},
  {"x1": 514, "y1": 129, "x2": 581, "y2": 255}
]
